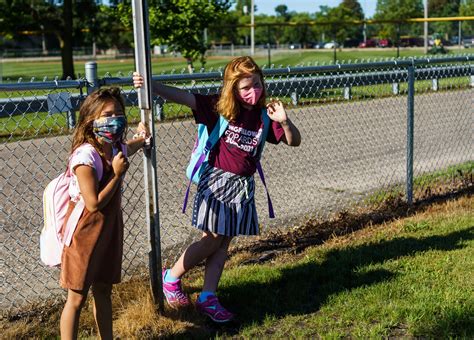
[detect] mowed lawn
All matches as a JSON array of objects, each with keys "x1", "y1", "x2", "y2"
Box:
[
  {"x1": 2, "y1": 47, "x2": 473, "y2": 81},
  {"x1": 3, "y1": 195, "x2": 472, "y2": 338},
  {"x1": 214, "y1": 196, "x2": 474, "y2": 338}
]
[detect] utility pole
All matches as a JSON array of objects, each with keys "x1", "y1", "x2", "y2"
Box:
[
  {"x1": 424, "y1": 0, "x2": 429, "y2": 54},
  {"x1": 458, "y1": 0, "x2": 463, "y2": 49},
  {"x1": 250, "y1": 0, "x2": 255, "y2": 56}
]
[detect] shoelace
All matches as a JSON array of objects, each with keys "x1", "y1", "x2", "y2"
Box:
[
  {"x1": 174, "y1": 284, "x2": 188, "y2": 302},
  {"x1": 207, "y1": 298, "x2": 230, "y2": 315}
]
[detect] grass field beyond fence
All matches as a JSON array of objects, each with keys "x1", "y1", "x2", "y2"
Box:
[{"x1": 2, "y1": 48, "x2": 473, "y2": 81}]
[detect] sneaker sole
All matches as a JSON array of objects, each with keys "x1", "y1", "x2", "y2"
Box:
[
  {"x1": 164, "y1": 298, "x2": 190, "y2": 309},
  {"x1": 198, "y1": 309, "x2": 234, "y2": 323}
]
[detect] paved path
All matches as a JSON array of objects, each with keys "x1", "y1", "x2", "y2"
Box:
[{"x1": 1, "y1": 89, "x2": 472, "y2": 313}]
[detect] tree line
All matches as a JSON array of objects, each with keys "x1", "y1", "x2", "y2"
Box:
[{"x1": 1, "y1": 0, "x2": 473, "y2": 79}]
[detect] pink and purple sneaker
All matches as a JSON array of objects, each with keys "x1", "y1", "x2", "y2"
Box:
[
  {"x1": 162, "y1": 269, "x2": 190, "y2": 308},
  {"x1": 195, "y1": 295, "x2": 235, "y2": 323}
]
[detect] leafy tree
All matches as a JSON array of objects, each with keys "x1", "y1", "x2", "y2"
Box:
[
  {"x1": 252, "y1": 14, "x2": 287, "y2": 47},
  {"x1": 2, "y1": 0, "x2": 76, "y2": 79},
  {"x1": 460, "y1": 0, "x2": 474, "y2": 37},
  {"x1": 93, "y1": 4, "x2": 134, "y2": 52},
  {"x1": 340, "y1": 0, "x2": 364, "y2": 19},
  {"x1": 234, "y1": 0, "x2": 256, "y2": 15},
  {"x1": 0, "y1": 0, "x2": 77, "y2": 79},
  {"x1": 374, "y1": 0, "x2": 423, "y2": 40},
  {"x1": 119, "y1": 0, "x2": 231, "y2": 72},
  {"x1": 281, "y1": 12, "x2": 316, "y2": 48},
  {"x1": 338, "y1": 0, "x2": 364, "y2": 43},
  {"x1": 208, "y1": 10, "x2": 240, "y2": 45},
  {"x1": 429, "y1": 0, "x2": 460, "y2": 39},
  {"x1": 61, "y1": 0, "x2": 74, "y2": 79},
  {"x1": 275, "y1": 4, "x2": 290, "y2": 21}
]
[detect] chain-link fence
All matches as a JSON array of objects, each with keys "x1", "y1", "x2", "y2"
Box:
[{"x1": 1, "y1": 55, "x2": 472, "y2": 317}]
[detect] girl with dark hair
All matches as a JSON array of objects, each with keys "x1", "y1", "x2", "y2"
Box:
[{"x1": 60, "y1": 87, "x2": 150, "y2": 339}]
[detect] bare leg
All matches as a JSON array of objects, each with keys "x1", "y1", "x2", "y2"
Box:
[
  {"x1": 169, "y1": 231, "x2": 224, "y2": 279},
  {"x1": 202, "y1": 236, "x2": 233, "y2": 292},
  {"x1": 92, "y1": 283, "x2": 113, "y2": 340},
  {"x1": 60, "y1": 288, "x2": 88, "y2": 340}
]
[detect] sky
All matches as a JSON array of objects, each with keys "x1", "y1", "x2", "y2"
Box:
[{"x1": 251, "y1": 0, "x2": 377, "y2": 18}]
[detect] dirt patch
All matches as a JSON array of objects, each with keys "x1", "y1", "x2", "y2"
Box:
[{"x1": 229, "y1": 186, "x2": 473, "y2": 265}]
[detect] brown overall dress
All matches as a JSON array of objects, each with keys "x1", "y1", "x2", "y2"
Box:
[{"x1": 60, "y1": 165, "x2": 124, "y2": 291}]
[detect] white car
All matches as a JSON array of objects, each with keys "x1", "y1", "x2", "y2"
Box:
[{"x1": 324, "y1": 42, "x2": 339, "y2": 49}]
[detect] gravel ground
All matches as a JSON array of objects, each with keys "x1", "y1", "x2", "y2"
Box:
[{"x1": 1, "y1": 89, "x2": 472, "y2": 315}]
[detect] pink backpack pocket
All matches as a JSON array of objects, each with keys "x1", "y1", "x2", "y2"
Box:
[{"x1": 41, "y1": 169, "x2": 84, "y2": 267}]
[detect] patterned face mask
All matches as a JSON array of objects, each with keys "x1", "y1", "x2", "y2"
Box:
[{"x1": 93, "y1": 116, "x2": 127, "y2": 144}]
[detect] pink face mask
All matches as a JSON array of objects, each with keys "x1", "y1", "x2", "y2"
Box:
[{"x1": 238, "y1": 87, "x2": 263, "y2": 106}]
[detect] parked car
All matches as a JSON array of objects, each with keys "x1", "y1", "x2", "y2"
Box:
[
  {"x1": 358, "y1": 39, "x2": 377, "y2": 48},
  {"x1": 323, "y1": 41, "x2": 339, "y2": 49},
  {"x1": 343, "y1": 38, "x2": 360, "y2": 48},
  {"x1": 377, "y1": 39, "x2": 391, "y2": 48},
  {"x1": 313, "y1": 42, "x2": 325, "y2": 49},
  {"x1": 289, "y1": 43, "x2": 302, "y2": 49},
  {"x1": 463, "y1": 37, "x2": 474, "y2": 48},
  {"x1": 399, "y1": 37, "x2": 424, "y2": 47}
]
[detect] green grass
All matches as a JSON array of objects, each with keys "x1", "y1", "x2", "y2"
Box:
[
  {"x1": 2, "y1": 48, "x2": 473, "y2": 81},
  {"x1": 2, "y1": 194, "x2": 472, "y2": 338},
  {"x1": 414, "y1": 161, "x2": 474, "y2": 187},
  {"x1": 214, "y1": 197, "x2": 474, "y2": 338},
  {"x1": 364, "y1": 161, "x2": 474, "y2": 205}
]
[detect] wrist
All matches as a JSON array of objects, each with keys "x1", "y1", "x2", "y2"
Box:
[
  {"x1": 133, "y1": 132, "x2": 152, "y2": 149},
  {"x1": 280, "y1": 119, "x2": 290, "y2": 127},
  {"x1": 133, "y1": 131, "x2": 146, "y2": 140},
  {"x1": 111, "y1": 172, "x2": 122, "y2": 180}
]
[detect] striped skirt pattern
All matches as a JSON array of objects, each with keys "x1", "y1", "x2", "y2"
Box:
[{"x1": 192, "y1": 166, "x2": 259, "y2": 236}]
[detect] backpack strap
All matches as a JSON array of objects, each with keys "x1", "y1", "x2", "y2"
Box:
[
  {"x1": 256, "y1": 108, "x2": 270, "y2": 160},
  {"x1": 256, "y1": 161, "x2": 275, "y2": 218},
  {"x1": 255, "y1": 108, "x2": 275, "y2": 218},
  {"x1": 182, "y1": 115, "x2": 229, "y2": 213}
]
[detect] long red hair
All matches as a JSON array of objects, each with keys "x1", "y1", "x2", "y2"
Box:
[{"x1": 217, "y1": 56, "x2": 266, "y2": 122}]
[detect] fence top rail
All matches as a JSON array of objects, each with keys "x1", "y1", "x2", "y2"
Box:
[
  {"x1": 0, "y1": 55, "x2": 471, "y2": 91},
  {"x1": 0, "y1": 79, "x2": 86, "y2": 92},
  {"x1": 100, "y1": 55, "x2": 473, "y2": 85}
]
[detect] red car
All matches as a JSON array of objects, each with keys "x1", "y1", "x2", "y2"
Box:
[
  {"x1": 378, "y1": 39, "x2": 391, "y2": 48},
  {"x1": 358, "y1": 39, "x2": 377, "y2": 48}
]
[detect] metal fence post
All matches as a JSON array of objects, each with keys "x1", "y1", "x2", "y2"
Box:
[
  {"x1": 344, "y1": 86, "x2": 352, "y2": 100},
  {"x1": 66, "y1": 109, "x2": 76, "y2": 129},
  {"x1": 406, "y1": 64, "x2": 415, "y2": 205},
  {"x1": 392, "y1": 82, "x2": 400, "y2": 95},
  {"x1": 85, "y1": 61, "x2": 99, "y2": 94},
  {"x1": 132, "y1": 0, "x2": 164, "y2": 312},
  {"x1": 291, "y1": 91, "x2": 299, "y2": 106},
  {"x1": 155, "y1": 98, "x2": 165, "y2": 121}
]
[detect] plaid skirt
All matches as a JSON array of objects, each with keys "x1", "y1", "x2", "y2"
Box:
[{"x1": 192, "y1": 166, "x2": 259, "y2": 236}]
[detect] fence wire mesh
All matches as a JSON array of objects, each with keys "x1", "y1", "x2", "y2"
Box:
[{"x1": 1, "y1": 56, "x2": 472, "y2": 316}]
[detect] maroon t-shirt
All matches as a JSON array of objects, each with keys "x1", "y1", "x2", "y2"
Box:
[{"x1": 192, "y1": 94, "x2": 285, "y2": 176}]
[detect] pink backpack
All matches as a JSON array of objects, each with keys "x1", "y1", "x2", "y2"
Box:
[
  {"x1": 40, "y1": 163, "x2": 85, "y2": 267},
  {"x1": 40, "y1": 145, "x2": 105, "y2": 267}
]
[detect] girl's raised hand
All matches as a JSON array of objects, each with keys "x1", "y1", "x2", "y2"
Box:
[
  {"x1": 132, "y1": 72, "x2": 144, "y2": 89},
  {"x1": 266, "y1": 99, "x2": 288, "y2": 123},
  {"x1": 112, "y1": 151, "x2": 129, "y2": 177}
]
